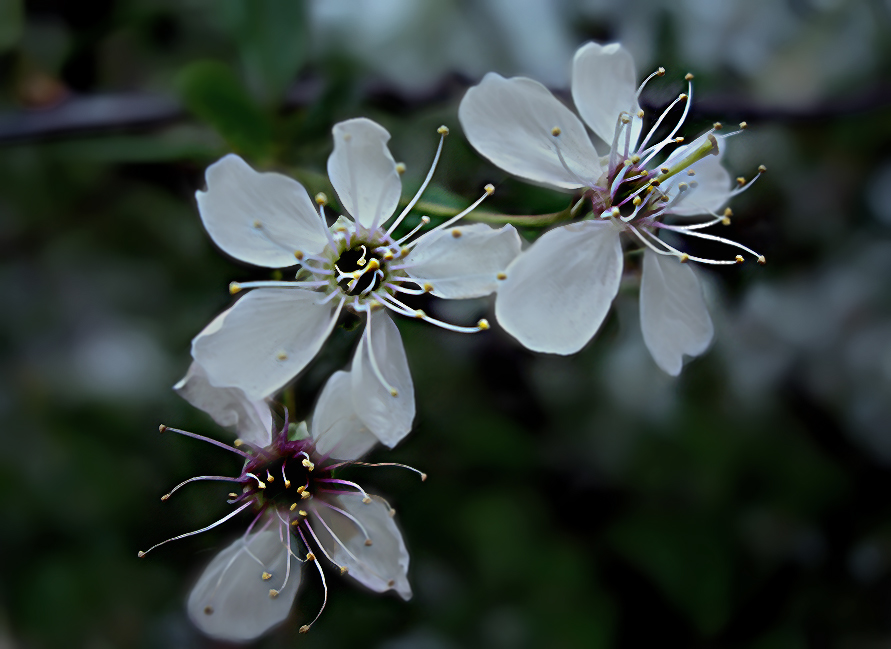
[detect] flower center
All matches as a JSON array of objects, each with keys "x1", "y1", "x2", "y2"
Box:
[
  {"x1": 241, "y1": 439, "x2": 332, "y2": 509},
  {"x1": 335, "y1": 243, "x2": 386, "y2": 296}
]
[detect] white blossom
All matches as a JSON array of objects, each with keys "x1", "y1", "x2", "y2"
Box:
[
  {"x1": 459, "y1": 41, "x2": 765, "y2": 375},
  {"x1": 188, "y1": 117, "x2": 520, "y2": 444},
  {"x1": 140, "y1": 371, "x2": 420, "y2": 641}
]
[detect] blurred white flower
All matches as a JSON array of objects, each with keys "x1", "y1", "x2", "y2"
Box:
[
  {"x1": 459, "y1": 42, "x2": 764, "y2": 375},
  {"x1": 188, "y1": 117, "x2": 521, "y2": 446},
  {"x1": 141, "y1": 370, "x2": 420, "y2": 642}
]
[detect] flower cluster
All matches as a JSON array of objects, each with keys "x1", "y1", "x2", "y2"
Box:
[{"x1": 143, "y1": 40, "x2": 765, "y2": 643}]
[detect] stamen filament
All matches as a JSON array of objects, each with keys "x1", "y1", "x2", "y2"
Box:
[
  {"x1": 387, "y1": 131, "x2": 446, "y2": 234},
  {"x1": 297, "y1": 527, "x2": 328, "y2": 634},
  {"x1": 137, "y1": 501, "x2": 253, "y2": 558},
  {"x1": 405, "y1": 187, "x2": 493, "y2": 249},
  {"x1": 161, "y1": 475, "x2": 244, "y2": 500},
  {"x1": 158, "y1": 425, "x2": 252, "y2": 459},
  {"x1": 656, "y1": 224, "x2": 762, "y2": 258}
]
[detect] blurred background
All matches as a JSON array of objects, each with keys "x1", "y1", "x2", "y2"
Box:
[{"x1": 2, "y1": 0, "x2": 891, "y2": 647}]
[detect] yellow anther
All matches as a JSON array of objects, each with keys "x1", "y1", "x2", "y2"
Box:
[
  {"x1": 496, "y1": 272, "x2": 507, "y2": 280},
  {"x1": 306, "y1": 552, "x2": 316, "y2": 561},
  {"x1": 713, "y1": 122, "x2": 723, "y2": 130},
  {"x1": 299, "y1": 510, "x2": 307, "y2": 516},
  {"x1": 685, "y1": 73, "x2": 694, "y2": 81},
  {"x1": 674, "y1": 137, "x2": 684, "y2": 143},
  {"x1": 138, "y1": 551, "x2": 146, "y2": 558},
  {"x1": 437, "y1": 125, "x2": 450, "y2": 136},
  {"x1": 290, "y1": 503, "x2": 297, "y2": 511},
  {"x1": 484, "y1": 183, "x2": 495, "y2": 195},
  {"x1": 340, "y1": 566, "x2": 349, "y2": 575},
  {"x1": 276, "y1": 351, "x2": 288, "y2": 361},
  {"x1": 637, "y1": 109, "x2": 644, "y2": 118},
  {"x1": 228, "y1": 493, "x2": 238, "y2": 498},
  {"x1": 420, "y1": 473, "x2": 428, "y2": 482},
  {"x1": 302, "y1": 458, "x2": 315, "y2": 471},
  {"x1": 478, "y1": 319, "x2": 490, "y2": 331},
  {"x1": 204, "y1": 606, "x2": 214, "y2": 615},
  {"x1": 551, "y1": 126, "x2": 562, "y2": 136},
  {"x1": 299, "y1": 625, "x2": 310, "y2": 634},
  {"x1": 687, "y1": 169, "x2": 696, "y2": 176},
  {"x1": 632, "y1": 196, "x2": 642, "y2": 206},
  {"x1": 161, "y1": 494, "x2": 170, "y2": 501},
  {"x1": 284, "y1": 478, "x2": 291, "y2": 488},
  {"x1": 648, "y1": 177, "x2": 659, "y2": 186},
  {"x1": 451, "y1": 228, "x2": 462, "y2": 238},
  {"x1": 262, "y1": 572, "x2": 272, "y2": 580},
  {"x1": 233, "y1": 438, "x2": 243, "y2": 446},
  {"x1": 383, "y1": 251, "x2": 395, "y2": 260},
  {"x1": 400, "y1": 247, "x2": 410, "y2": 257},
  {"x1": 268, "y1": 589, "x2": 279, "y2": 598},
  {"x1": 296, "y1": 485, "x2": 305, "y2": 493},
  {"x1": 294, "y1": 250, "x2": 304, "y2": 260},
  {"x1": 677, "y1": 182, "x2": 688, "y2": 191},
  {"x1": 387, "y1": 579, "x2": 395, "y2": 587},
  {"x1": 621, "y1": 115, "x2": 630, "y2": 124},
  {"x1": 679, "y1": 253, "x2": 690, "y2": 263},
  {"x1": 423, "y1": 283, "x2": 433, "y2": 292},
  {"x1": 229, "y1": 282, "x2": 242, "y2": 295},
  {"x1": 158, "y1": 424, "x2": 167, "y2": 433},
  {"x1": 630, "y1": 155, "x2": 641, "y2": 164},
  {"x1": 315, "y1": 192, "x2": 328, "y2": 205},
  {"x1": 395, "y1": 162, "x2": 406, "y2": 175},
  {"x1": 389, "y1": 388, "x2": 399, "y2": 397},
  {"x1": 736, "y1": 177, "x2": 746, "y2": 187},
  {"x1": 362, "y1": 496, "x2": 372, "y2": 504},
  {"x1": 623, "y1": 159, "x2": 633, "y2": 167},
  {"x1": 266, "y1": 471, "x2": 274, "y2": 482},
  {"x1": 252, "y1": 220, "x2": 262, "y2": 229},
  {"x1": 679, "y1": 93, "x2": 688, "y2": 100},
  {"x1": 739, "y1": 121, "x2": 748, "y2": 129},
  {"x1": 301, "y1": 491, "x2": 311, "y2": 499},
  {"x1": 610, "y1": 207, "x2": 620, "y2": 217},
  {"x1": 657, "y1": 67, "x2": 666, "y2": 76},
  {"x1": 724, "y1": 207, "x2": 733, "y2": 217},
  {"x1": 660, "y1": 166, "x2": 669, "y2": 174},
  {"x1": 758, "y1": 165, "x2": 767, "y2": 174},
  {"x1": 364, "y1": 539, "x2": 373, "y2": 547},
  {"x1": 640, "y1": 169, "x2": 649, "y2": 177},
  {"x1": 735, "y1": 255, "x2": 744, "y2": 264},
  {"x1": 721, "y1": 216, "x2": 731, "y2": 226},
  {"x1": 291, "y1": 519, "x2": 300, "y2": 526},
  {"x1": 757, "y1": 255, "x2": 767, "y2": 265},
  {"x1": 366, "y1": 258, "x2": 380, "y2": 271},
  {"x1": 414, "y1": 309, "x2": 425, "y2": 319}
]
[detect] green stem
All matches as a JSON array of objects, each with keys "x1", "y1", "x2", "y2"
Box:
[{"x1": 408, "y1": 199, "x2": 573, "y2": 227}]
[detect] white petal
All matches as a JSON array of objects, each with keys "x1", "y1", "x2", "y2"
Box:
[
  {"x1": 174, "y1": 360, "x2": 273, "y2": 447},
  {"x1": 640, "y1": 249, "x2": 714, "y2": 376},
  {"x1": 311, "y1": 370, "x2": 379, "y2": 460},
  {"x1": 663, "y1": 132, "x2": 732, "y2": 216},
  {"x1": 309, "y1": 493, "x2": 411, "y2": 600},
  {"x1": 404, "y1": 224, "x2": 522, "y2": 299},
  {"x1": 188, "y1": 527, "x2": 300, "y2": 642},
  {"x1": 458, "y1": 72, "x2": 602, "y2": 191},
  {"x1": 495, "y1": 221, "x2": 623, "y2": 354},
  {"x1": 327, "y1": 118, "x2": 402, "y2": 229},
  {"x1": 192, "y1": 288, "x2": 341, "y2": 401},
  {"x1": 572, "y1": 42, "x2": 642, "y2": 150},
  {"x1": 351, "y1": 311, "x2": 414, "y2": 448},
  {"x1": 197, "y1": 154, "x2": 330, "y2": 268}
]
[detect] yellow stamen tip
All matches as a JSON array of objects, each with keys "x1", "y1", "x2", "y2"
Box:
[
  {"x1": 137, "y1": 551, "x2": 145, "y2": 558},
  {"x1": 632, "y1": 196, "x2": 642, "y2": 206},
  {"x1": 294, "y1": 250, "x2": 304, "y2": 260},
  {"x1": 389, "y1": 388, "x2": 399, "y2": 397},
  {"x1": 551, "y1": 126, "x2": 561, "y2": 137},
  {"x1": 421, "y1": 473, "x2": 428, "y2": 482},
  {"x1": 721, "y1": 216, "x2": 731, "y2": 226},
  {"x1": 758, "y1": 165, "x2": 767, "y2": 174},
  {"x1": 679, "y1": 93, "x2": 688, "y2": 100},
  {"x1": 395, "y1": 162, "x2": 406, "y2": 175},
  {"x1": 735, "y1": 255, "x2": 745, "y2": 264},
  {"x1": 740, "y1": 121, "x2": 748, "y2": 129},
  {"x1": 299, "y1": 625, "x2": 310, "y2": 634},
  {"x1": 484, "y1": 183, "x2": 495, "y2": 195},
  {"x1": 451, "y1": 228, "x2": 462, "y2": 238},
  {"x1": 262, "y1": 572, "x2": 272, "y2": 580},
  {"x1": 657, "y1": 67, "x2": 666, "y2": 76},
  {"x1": 713, "y1": 122, "x2": 723, "y2": 130},
  {"x1": 679, "y1": 253, "x2": 690, "y2": 263},
  {"x1": 685, "y1": 72, "x2": 694, "y2": 81},
  {"x1": 437, "y1": 125, "x2": 449, "y2": 136},
  {"x1": 233, "y1": 438, "x2": 244, "y2": 446},
  {"x1": 161, "y1": 494, "x2": 170, "y2": 501},
  {"x1": 276, "y1": 351, "x2": 288, "y2": 361},
  {"x1": 252, "y1": 220, "x2": 262, "y2": 229},
  {"x1": 365, "y1": 539, "x2": 373, "y2": 546},
  {"x1": 306, "y1": 552, "x2": 316, "y2": 561},
  {"x1": 757, "y1": 255, "x2": 767, "y2": 265},
  {"x1": 362, "y1": 496, "x2": 372, "y2": 504},
  {"x1": 268, "y1": 589, "x2": 278, "y2": 598},
  {"x1": 158, "y1": 424, "x2": 167, "y2": 433},
  {"x1": 496, "y1": 272, "x2": 507, "y2": 280},
  {"x1": 299, "y1": 510, "x2": 307, "y2": 516},
  {"x1": 301, "y1": 491, "x2": 311, "y2": 499},
  {"x1": 290, "y1": 503, "x2": 297, "y2": 511},
  {"x1": 414, "y1": 309, "x2": 425, "y2": 319},
  {"x1": 229, "y1": 282, "x2": 242, "y2": 295},
  {"x1": 423, "y1": 283, "x2": 433, "y2": 292},
  {"x1": 340, "y1": 566, "x2": 349, "y2": 575},
  {"x1": 477, "y1": 319, "x2": 490, "y2": 331},
  {"x1": 315, "y1": 192, "x2": 328, "y2": 206}
]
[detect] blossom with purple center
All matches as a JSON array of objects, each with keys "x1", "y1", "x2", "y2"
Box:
[
  {"x1": 459, "y1": 41, "x2": 766, "y2": 375},
  {"x1": 187, "y1": 117, "x2": 521, "y2": 445},
  {"x1": 140, "y1": 370, "x2": 420, "y2": 642}
]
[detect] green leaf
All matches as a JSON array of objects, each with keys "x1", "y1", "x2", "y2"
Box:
[
  {"x1": 176, "y1": 60, "x2": 273, "y2": 160},
  {"x1": 221, "y1": 0, "x2": 308, "y2": 103},
  {"x1": 0, "y1": 0, "x2": 23, "y2": 51}
]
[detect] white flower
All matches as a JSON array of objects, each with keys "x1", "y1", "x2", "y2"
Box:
[
  {"x1": 459, "y1": 42, "x2": 765, "y2": 375},
  {"x1": 140, "y1": 371, "x2": 420, "y2": 642},
  {"x1": 189, "y1": 117, "x2": 521, "y2": 444}
]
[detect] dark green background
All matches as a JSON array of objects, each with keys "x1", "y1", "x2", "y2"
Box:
[{"x1": 2, "y1": 0, "x2": 891, "y2": 647}]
